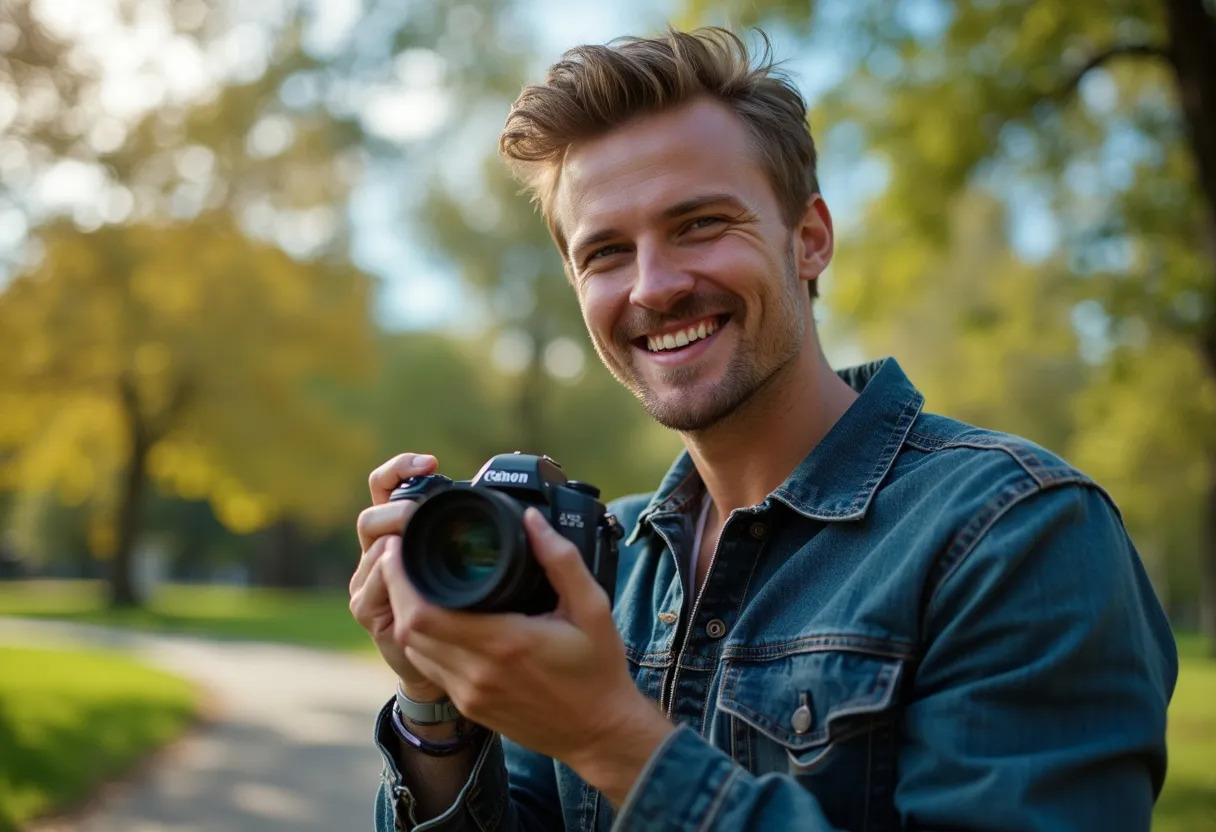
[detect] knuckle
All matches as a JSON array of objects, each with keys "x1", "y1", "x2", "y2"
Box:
[
  {"x1": 356, "y1": 506, "x2": 375, "y2": 541},
  {"x1": 401, "y1": 606, "x2": 429, "y2": 635},
  {"x1": 392, "y1": 618, "x2": 411, "y2": 647}
]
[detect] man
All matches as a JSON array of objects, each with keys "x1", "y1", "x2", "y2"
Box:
[{"x1": 349, "y1": 28, "x2": 1177, "y2": 831}]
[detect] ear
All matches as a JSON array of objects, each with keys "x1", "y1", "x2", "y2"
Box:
[{"x1": 793, "y1": 194, "x2": 834, "y2": 288}]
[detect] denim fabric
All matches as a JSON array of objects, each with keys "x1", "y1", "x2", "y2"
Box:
[{"x1": 373, "y1": 357, "x2": 1177, "y2": 831}]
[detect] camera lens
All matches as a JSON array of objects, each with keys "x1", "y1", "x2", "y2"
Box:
[
  {"x1": 430, "y1": 504, "x2": 500, "y2": 586},
  {"x1": 401, "y1": 486, "x2": 555, "y2": 613}
]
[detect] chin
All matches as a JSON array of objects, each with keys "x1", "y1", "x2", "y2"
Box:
[{"x1": 640, "y1": 392, "x2": 736, "y2": 433}]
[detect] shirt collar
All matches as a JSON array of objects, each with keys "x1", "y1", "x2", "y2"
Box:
[{"x1": 625, "y1": 357, "x2": 923, "y2": 544}]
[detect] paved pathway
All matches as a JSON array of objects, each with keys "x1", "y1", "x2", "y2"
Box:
[{"x1": 0, "y1": 618, "x2": 397, "y2": 832}]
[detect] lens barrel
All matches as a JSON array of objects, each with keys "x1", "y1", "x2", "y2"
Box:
[{"x1": 401, "y1": 486, "x2": 555, "y2": 613}]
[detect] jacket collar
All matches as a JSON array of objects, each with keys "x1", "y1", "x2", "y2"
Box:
[{"x1": 626, "y1": 357, "x2": 923, "y2": 544}]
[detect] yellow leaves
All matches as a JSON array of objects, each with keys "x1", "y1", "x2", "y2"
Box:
[
  {"x1": 214, "y1": 490, "x2": 271, "y2": 535},
  {"x1": 1019, "y1": 3, "x2": 1064, "y2": 53},
  {"x1": 147, "y1": 441, "x2": 214, "y2": 501},
  {"x1": 0, "y1": 214, "x2": 377, "y2": 540},
  {"x1": 135, "y1": 342, "x2": 171, "y2": 380},
  {"x1": 131, "y1": 263, "x2": 198, "y2": 320}
]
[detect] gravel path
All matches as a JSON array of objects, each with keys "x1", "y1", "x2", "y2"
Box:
[{"x1": 0, "y1": 617, "x2": 397, "y2": 832}]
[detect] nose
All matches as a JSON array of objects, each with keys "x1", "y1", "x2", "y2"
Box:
[{"x1": 628, "y1": 243, "x2": 694, "y2": 312}]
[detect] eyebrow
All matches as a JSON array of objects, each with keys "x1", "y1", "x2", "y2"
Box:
[{"x1": 567, "y1": 192, "x2": 746, "y2": 263}]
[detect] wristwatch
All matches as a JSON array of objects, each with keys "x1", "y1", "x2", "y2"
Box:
[{"x1": 395, "y1": 682, "x2": 462, "y2": 725}]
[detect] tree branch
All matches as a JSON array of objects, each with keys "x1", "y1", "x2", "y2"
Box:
[{"x1": 1058, "y1": 42, "x2": 1173, "y2": 99}]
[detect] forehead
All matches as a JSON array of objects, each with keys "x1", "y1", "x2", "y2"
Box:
[{"x1": 552, "y1": 98, "x2": 773, "y2": 250}]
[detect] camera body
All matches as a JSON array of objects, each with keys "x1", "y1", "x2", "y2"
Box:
[{"x1": 389, "y1": 453, "x2": 622, "y2": 614}]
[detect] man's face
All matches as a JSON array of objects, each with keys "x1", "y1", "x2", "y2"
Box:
[{"x1": 553, "y1": 97, "x2": 818, "y2": 432}]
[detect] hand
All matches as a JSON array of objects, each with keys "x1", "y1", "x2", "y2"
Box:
[
  {"x1": 348, "y1": 452, "x2": 446, "y2": 702},
  {"x1": 381, "y1": 507, "x2": 674, "y2": 805}
]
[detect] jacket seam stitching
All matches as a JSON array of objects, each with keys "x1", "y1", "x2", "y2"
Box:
[
  {"x1": 722, "y1": 635, "x2": 915, "y2": 661},
  {"x1": 695, "y1": 765, "x2": 741, "y2": 832},
  {"x1": 925, "y1": 478, "x2": 1095, "y2": 615}
]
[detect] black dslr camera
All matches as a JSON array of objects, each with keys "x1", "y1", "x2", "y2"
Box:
[{"x1": 389, "y1": 453, "x2": 622, "y2": 614}]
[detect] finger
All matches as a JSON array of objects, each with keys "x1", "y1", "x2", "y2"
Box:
[
  {"x1": 350, "y1": 534, "x2": 392, "y2": 598},
  {"x1": 369, "y1": 453, "x2": 438, "y2": 505},
  {"x1": 350, "y1": 539, "x2": 391, "y2": 626},
  {"x1": 406, "y1": 628, "x2": 488, "y2": 678},
  {"x1": 379, "y1": 539, "x2": 434, "y2": 645},
  {"x1": 378, "y1": 548, "x2": 541, "y2": 649},
  {"x1": 524, "y1": 508, "x2": 609, "y2": 627},
  {"x1": 356, "y1": 499, "x2": 418, "y2": 553}
]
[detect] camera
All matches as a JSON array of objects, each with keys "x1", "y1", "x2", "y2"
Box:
[{"x1": 389, "y1": 453, "x2": 622, "y2": 614}]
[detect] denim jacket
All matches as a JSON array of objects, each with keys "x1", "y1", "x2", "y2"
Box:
[{"x1": 373, "y1": 357, "x2": 1177, "y2": 831}]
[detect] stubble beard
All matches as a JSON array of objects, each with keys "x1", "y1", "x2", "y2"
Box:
[{"x1": 611, "y1": 250, "x2": 806, "y2": 433}]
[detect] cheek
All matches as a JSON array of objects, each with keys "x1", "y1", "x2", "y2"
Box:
[{"x1": 578, "y1": 281, "x2": 623, "y2": 343}]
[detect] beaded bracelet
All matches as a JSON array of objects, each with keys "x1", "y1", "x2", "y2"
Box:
[{"x1": 389, "y1": 701, "x2": 486, "y2": 757}]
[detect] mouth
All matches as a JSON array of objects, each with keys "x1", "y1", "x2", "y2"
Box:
[{"x1": 632, "y1": 314, "x2": 729, "y2": 359}]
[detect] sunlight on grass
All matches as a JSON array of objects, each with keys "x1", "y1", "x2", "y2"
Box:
[
  {"x1": 0, "y1": 646, "x2": 197, "y2": 832},
  {"x1": 1155, "y1": 634, "x2": 1216, "y2": 831},
  {"x1": 0, "y1": 580, "x2": 373, "y2": 652}
]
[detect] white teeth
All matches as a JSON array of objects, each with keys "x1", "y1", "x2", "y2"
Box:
[{"x1": 646, "y1": 318, "x2": 721, "y2": 352}]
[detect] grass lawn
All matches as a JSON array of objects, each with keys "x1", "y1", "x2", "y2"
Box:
[
  {"x1": 0, "y1": 580, "x2": 373, "y2": 652},
  {"x1": 0, "y1": 645, "x2": 198, "y2": 832},
  {"x1": 1155, "y1": 633, "x2": 1216, "y2": 831}
]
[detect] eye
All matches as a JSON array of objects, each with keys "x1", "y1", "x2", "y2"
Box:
[
  {"x1": 587, "y1": 244, "x2": 627, "y2": 263},
  {"x1": 684, "y1": 216, "x2": 724, "y2": 233}
]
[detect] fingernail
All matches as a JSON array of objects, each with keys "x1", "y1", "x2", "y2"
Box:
[{"x1": 412, "y1": 454, "x2": 436, "y2": 468}]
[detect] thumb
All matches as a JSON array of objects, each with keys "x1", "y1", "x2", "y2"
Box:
[{"x1": 524, "y1": 507, "x2": 606, "y2": 624}]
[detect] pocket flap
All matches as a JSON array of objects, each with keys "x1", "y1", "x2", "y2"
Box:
[{"x1": 718, "y1": 649, "x2": 905, "y2": 751}]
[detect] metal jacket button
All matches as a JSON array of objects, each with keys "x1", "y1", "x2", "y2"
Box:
[
  {"x1": 705, "y1": 618, "x2": 727, "y2": 639},
  {"x1": 749, "y1": 521, "x2": 767, "y2": 539},
  {"x1": 791, "y1": 693, "x2": 813, "y2": 734}
]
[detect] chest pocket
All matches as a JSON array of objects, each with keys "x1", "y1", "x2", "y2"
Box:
[{"x1": 718, "y1": 648, "x2": 907, "y2": 832}]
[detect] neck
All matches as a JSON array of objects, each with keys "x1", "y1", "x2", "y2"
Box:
[{"x1": 682, "y1": 337, "x2": 858, "y2": 516}]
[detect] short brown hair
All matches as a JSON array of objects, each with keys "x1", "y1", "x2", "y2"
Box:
[{"x1": 499, "y1": 27, "x2": 820, "y2": 297}]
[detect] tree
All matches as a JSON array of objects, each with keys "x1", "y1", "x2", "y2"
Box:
[
  {"x1": 0, "y1": 217, "x2": 374, "y2": 605},
  {"x1": 686, "y1": 0, "x2": 1216, "y2": 646},
  {"x1": 0, "y1": 0, "x2": 381, "y2": 605}
]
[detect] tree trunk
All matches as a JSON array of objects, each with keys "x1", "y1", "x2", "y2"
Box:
[
  {"x1": 110, "y1": 378, "x2": 150, "y2": 608},
  {"x1": 256, "y1": 518, "x2": 312, "y2": 588},
  {"x1": 110, "y1": 431, "x2": 150, "y2": 608},
  {"x1": 1164, "y1": 0, "x2": 1216, "y2": 652}
]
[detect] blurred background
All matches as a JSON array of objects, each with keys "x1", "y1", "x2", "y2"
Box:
[{"x1": 0, "y1": 0, "x2": 1213, "y2": 830}]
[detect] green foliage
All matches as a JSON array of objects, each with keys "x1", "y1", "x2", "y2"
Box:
[{"x1": 0, "y1": 645, "x2": 197, "y2": 831}]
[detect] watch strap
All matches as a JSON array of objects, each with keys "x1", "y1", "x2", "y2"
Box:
[{"x1": 395, "y1": 682, "x2": 462, "y2": 725}]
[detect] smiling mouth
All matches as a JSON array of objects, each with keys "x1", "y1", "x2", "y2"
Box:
[{"x1": 635, "y1": 315, "x2": 728, "y2": 353}]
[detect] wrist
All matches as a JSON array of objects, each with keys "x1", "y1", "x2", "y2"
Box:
[
  {"x1": 568, "y1": 697, "x2": 674, "y2": 808},
  {"x1": 398, "y1": 677, "x2": 446, "y2": 704}
]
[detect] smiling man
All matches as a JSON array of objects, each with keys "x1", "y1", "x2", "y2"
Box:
[{"x1": 349, "y1": 28, "x2": 1177, "y2": 831}]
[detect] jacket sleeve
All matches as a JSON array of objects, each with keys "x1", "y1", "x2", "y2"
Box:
[
  {"x1": 373, "y1": 699, "x2": 565, "y2": 831},
  {"x1": 612, "y1": 484, "x2": 1177, "y2": 831}
]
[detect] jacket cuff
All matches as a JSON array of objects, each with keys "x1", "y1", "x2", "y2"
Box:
[
  {"x1": 374, "y1": 697, "x2": 506, "y2": 831},
  {"x1": 611, "y1": 725, "x2": 738, "y2": 831}
]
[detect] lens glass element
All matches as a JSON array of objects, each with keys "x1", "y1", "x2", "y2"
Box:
[{"x1": 429, "y1": 505, "x2": 501, "y2": 586}]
